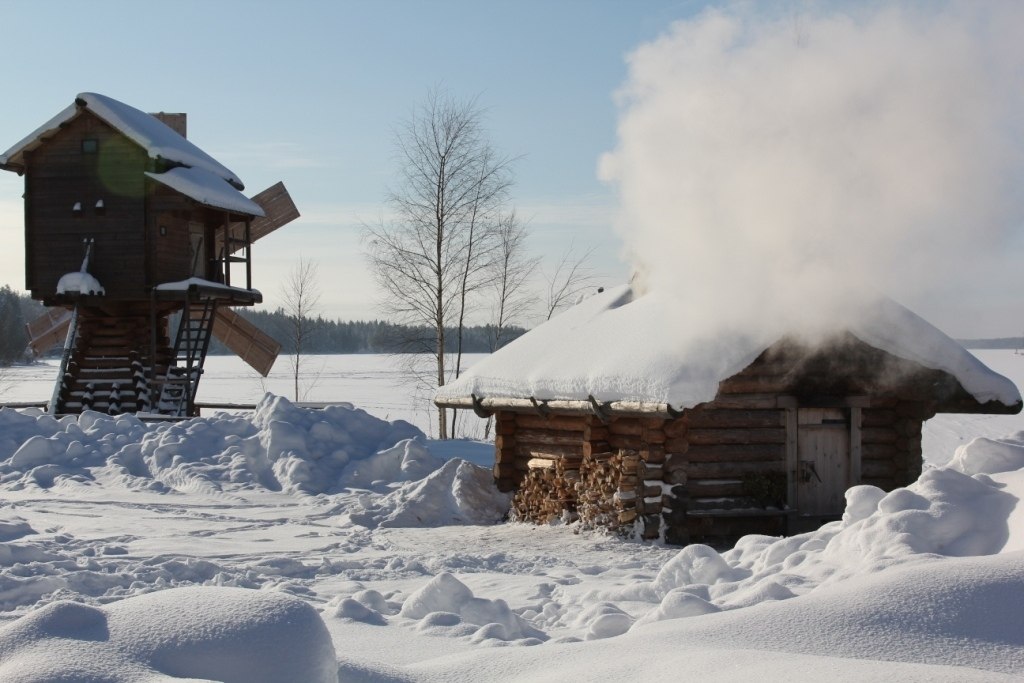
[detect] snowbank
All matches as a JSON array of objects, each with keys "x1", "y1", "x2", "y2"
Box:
[
  {"x1": 397, "y1": 572, "x2": 546, "y2": 643},
  {"x1": 351, "y1": 459, "x2": 512, "y2": 528},
  {"x1": 0, "y1": 394, "x2": 427, "y2": 495},
  {"x1": 405, "y1": 552, "x2": 1024, "y2": 681},
  {"x1": 584, "y1": 462, "x2": 1019, "y2": 623},
  {"x1": 0, "y1": 587, "x2": 337, "y2": 682}
]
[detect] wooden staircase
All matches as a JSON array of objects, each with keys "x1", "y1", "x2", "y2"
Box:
[
  {"x1": 156, "y1": 301, "x2": 216, "y2": 416},
  {"x1": 53, "y1": 301, "x2": 216, "y2": 416}
]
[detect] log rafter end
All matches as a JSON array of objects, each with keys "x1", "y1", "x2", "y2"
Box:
[
  {"x1": 470, "y1": 393, "x2": 492, "y2": 419},
  {"x1": 588, "y1": 395, "x2": 611, "y2": 424},
  {"x1": 530, "y1": 397, "x2": 551, "y2": 418}
]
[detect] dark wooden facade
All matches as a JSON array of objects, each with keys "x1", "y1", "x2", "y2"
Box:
[
  {"x1": 1, "y1": 93, "x2": 294, "y2": 417},
  {"x1": 20, "y1": 110, "x2": 252, "y2": 304},
  {"x1": 484, "y1": 333, "x2": 1018, "y2": 546}
]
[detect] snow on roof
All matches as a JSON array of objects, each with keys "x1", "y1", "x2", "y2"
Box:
[
  {"x1": 154, "y1": 277, "x2": 262, "y2": 298},
  {"x1": 436, "y1": 284, "x2": 1022, "y2": 411},
  {"x1": 0, "y1": 102, "x2": 77, "y2": 168},
  {"x1": 0, "y1": 93, "x2": 245, "y2": 191},
  {"x1": 146, "y1": 166, "x2": 264, "y2": 217}
]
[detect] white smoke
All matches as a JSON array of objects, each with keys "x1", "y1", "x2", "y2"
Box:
[{"x1": 600, "y1": 2, "x2": 1024, "y2": 341}]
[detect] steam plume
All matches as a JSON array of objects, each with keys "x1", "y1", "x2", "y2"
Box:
[{"x1": 600, "y1": 2, "x2": 1024, "y2": 340}]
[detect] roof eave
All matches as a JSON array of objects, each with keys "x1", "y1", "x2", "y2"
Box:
[{"x1": 435, "y1": 394, "x2": 681, "y2": 419}]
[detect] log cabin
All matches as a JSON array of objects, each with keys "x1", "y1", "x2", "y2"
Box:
[
  {"x1": 435, "y1": 285, "x2": 1022, "y2": 545},
  {"x1": 0, "y1": 93, "x2": 298, "y2": 416}
]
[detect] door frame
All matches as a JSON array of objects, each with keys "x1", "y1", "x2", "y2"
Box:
[{"x1": 781, "y1": 395, "x2": 865, "y2": 515}]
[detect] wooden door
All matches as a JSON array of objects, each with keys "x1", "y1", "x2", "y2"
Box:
[
  {"x1": 796, "y1": 408, "x2": 849, "y2": 516},
  {"x1": 189, "y1": 222, "x2": 206, "y2": 277}
]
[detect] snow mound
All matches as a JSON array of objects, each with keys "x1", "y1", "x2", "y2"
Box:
[
  {"x1": 0, "y1": 515, "x2": 32, "y2": 542},
  {"x1": 635, "y1": 552, "x2": 1024, "y2": 675},
  {"x1": 343, "y1": 437, "x2": 445, "y2": 491},
  {"x1": 422, "y1": 552, "x2": 1024, "y2": 680},
  {"x1": 351, "y1": 459, "x2": 512, "y2": 528},
  {"x1": 587, "y1": 453, "x2": 1023, "y2": 628},
  {"x1": 0, "y1": 586, "x2": 337, "y2": 682},
  {"x1": 948, "y1": 432, "x2": 1024, "y2": 476},
  {"x1": 399, "y1": 572, "x2": 546, "y2": 643},
  {"x1": 0, "y1": 395, "x2": 424, "y2": 495}
]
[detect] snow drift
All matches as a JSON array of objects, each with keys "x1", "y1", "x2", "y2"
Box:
[
  {"x1": 0, "y1": 394, "x2": 426, "y2": 495},
  {"x1": 0, "y1": 587, "x2": 337, "y2": 682}
]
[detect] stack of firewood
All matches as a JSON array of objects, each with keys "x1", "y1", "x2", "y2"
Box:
[
  {"x1": 575, "y1": 449, "x2": 642, "y2": 531},
  {"x1": 510, "y1": 458, "x2": 579, "y2": 524}
]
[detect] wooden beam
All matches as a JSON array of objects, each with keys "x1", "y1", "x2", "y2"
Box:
[
  {"x1": 785, "y1": 406, "x2": 798, "y2": 510},
  {"x1": 850, "y1": 406, "x2": 862, "y2": 484}
]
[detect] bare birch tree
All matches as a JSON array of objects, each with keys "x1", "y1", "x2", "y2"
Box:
[
  {"x1": 451, "y1": 145, "x2": 514, "y2": 387},
  {"x1": 281, "y1": 257, "x2": 321, "y2": 401},
  {"x1": 489, "y1": 210, "x2": 538, "y2": 350},
  {"x1": 365, "y1": 89, "x2": 513, "y2": 439},
  {"x1": 543, "y1": 243, "x2": 599, "y2": 320}
]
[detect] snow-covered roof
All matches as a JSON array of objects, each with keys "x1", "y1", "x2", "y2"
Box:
[
  {"x1": 435, "y1": 284, "x2": 1022, "y2": 412},
  {"x1": 0, "y1": 93, "x2": 262, "y2": 217},
  {"x1": 154, "y1": 277, "x2": 261, "y2": 300},
  {"x1": 1, "y1": 93, "x2": 243, "y2": 187},
  {"x1": 146, "y1": 167, "x2": 264, "y2": 217}
]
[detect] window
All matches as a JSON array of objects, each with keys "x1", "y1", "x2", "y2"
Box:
[{"x1": 81, "y1": 139, "x2": 98, "y2": 154}]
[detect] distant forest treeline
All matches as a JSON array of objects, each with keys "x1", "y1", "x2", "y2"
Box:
[
  {"x1": 957, "y1": 338, "x2": 1024, "y2": 350},
  {"x1": 0, "y1": 287, "x2": 44, "y2": 365},
  {"x1": 2, "y1": 284, "x2": 1017, "y2": 364},
  {"x1": 207, "y1": 308, "x2": 527, "y2": 356},
  {"x1": 0, "y1": 286, "x2": 526, "y2": 365}
]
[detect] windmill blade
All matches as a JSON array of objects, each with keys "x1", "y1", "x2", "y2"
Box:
[
  {"x1": 211, "y1": 307, "x2": 281, "y2": 377},
  {"x1": 25, "y1": 308, "x2": 72, "y2": 358},
  {"x1": 226, "y1": 181, "x2": 300, "y2": 253}
]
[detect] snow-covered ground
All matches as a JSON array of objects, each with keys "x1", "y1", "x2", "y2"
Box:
[{"x1": 0, "y1": 352, "x2": 1020, "y2": 681}]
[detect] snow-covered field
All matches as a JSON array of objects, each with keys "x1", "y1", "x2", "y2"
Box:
[
  {"x1": 0, "y1": 351, "x2": 1021, "y2": 681},
  {"x1": 0, "y1": 354, "x2": 488, "y2": 439}
]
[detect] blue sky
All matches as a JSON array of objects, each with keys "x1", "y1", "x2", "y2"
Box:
[
  {"x1": 0, "y1": 0, "x2": 1020, "y2": 337},
  {"x1": 0, "y1": 0, "x2": 708, "y2": 322}
]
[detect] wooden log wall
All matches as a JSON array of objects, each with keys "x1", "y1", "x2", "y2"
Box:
[
  {"x1": 860, "y1": 400, "x2": 929, "y2": 489},
  {"x1": 660, "y1": 406, "x2": 788, "y2": 545}
]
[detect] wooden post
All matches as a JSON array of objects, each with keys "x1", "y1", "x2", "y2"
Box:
[
  {"x1": 850, "y1": 406, "x2": 862, "y2": 485},
  {"x1": 244, "y1": 218, "x2": 252, "y2": 290},
  {"x1": 222, "y1": 212, "x2": 231, "y2": 287},
  {"x1": 784, "y1": 405, "x2": 798, "y2": 511}
]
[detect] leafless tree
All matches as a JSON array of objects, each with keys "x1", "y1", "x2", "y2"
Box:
[
  {"x1": 281, "y1": 257, "x2": 321, "y2": 401},
  {"x1": 543, "y1": 243, "x2": 599, "y2": 320},
  {"x1": 365, "y1": 89, "x2": 513, "y2": 439},
  {"x1": 451, "y1": 145, "x2": 514, "y2": 384},
  {"x1": 489, "y1": 210, "x2": 538, "y2": 349}
]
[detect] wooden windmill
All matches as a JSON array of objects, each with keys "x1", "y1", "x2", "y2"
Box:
[{"x1": 0, "y1": 93, "x2": 299, "y2": 416}]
